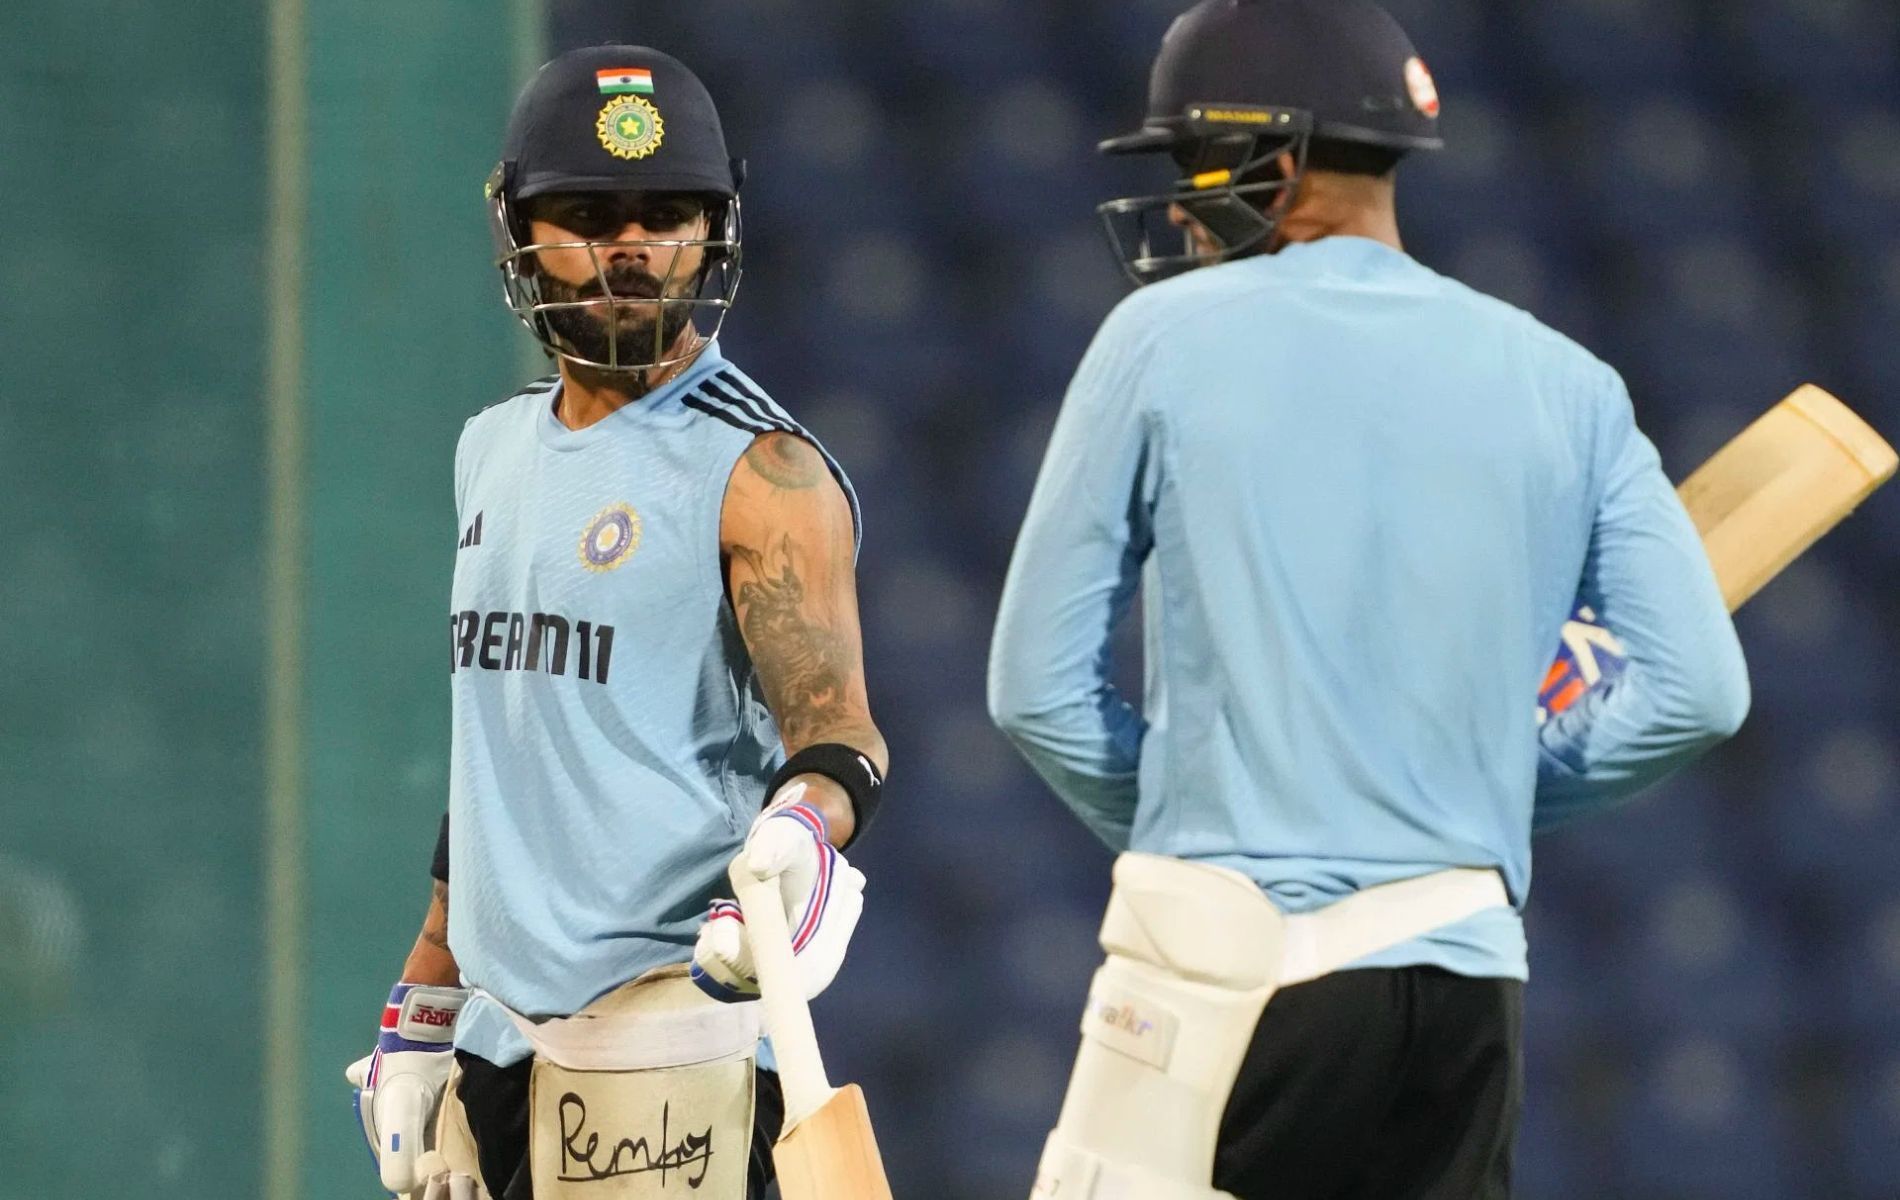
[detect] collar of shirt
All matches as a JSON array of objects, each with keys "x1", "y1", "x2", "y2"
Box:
[
  {"x1": 536, "y1": 338, "x2": 728, "y2": 452},
  {"x1": 1265, "y1": 235, "x2": 1420, "y2": 282}
]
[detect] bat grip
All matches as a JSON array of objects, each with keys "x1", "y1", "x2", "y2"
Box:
[{"x1": 728, "y1": 861, "x2": 836, "y2": 1126}]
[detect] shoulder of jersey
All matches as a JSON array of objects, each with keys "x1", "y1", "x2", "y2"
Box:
[
  {"x1": 677, "y1": 364, "x2": 806, "y2": 442},
  {"x1": 1106, "y1": 254, "x2": 1618, "y2": 390},
  {"x1": 463, "y1": 374, "x2": 561, "y2": 433},
  {"x1": 1120, "y1": 251, "x2": 1335, "y2": 325},
  {"x1": 1095, "y1": 259, "x2": 1279, "y2": 354},
  {"x1": 684, "y1": 361, "x2": 864, "y2": 544},
  {"x1": 1424, "y1": 267, "x2": 1606, "y2": 369}
]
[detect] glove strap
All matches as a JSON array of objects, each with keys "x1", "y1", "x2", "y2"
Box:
[{"x1": 378, "y1": 983, "x2": 467, "y2": 1055}]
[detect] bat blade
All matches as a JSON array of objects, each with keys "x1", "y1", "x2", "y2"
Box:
[
  {"x1": 728, "y1": 862, "x2": 895, "y2": 1200},
  {"x1": 1541, "y1": 385, "x2": 1894, "y2": 719},
  {"x1": 772, "y1": 1083, "x2": 894, "y2": 1200},
  {"x1": 1680, "y1": 384, "x2": 1897, "y2": 610}
]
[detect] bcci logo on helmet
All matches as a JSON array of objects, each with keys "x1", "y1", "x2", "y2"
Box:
[{"x1": 595, "y1": 95, "x2": 665, "y2": 160}]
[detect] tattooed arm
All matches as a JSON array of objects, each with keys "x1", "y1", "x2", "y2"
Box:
[
  {"x1": 398, "y1": 879, "x2": 460, "y2": 986},
  {"x1": 722, "y1": 432, "x2": 888, "y2": 849}
]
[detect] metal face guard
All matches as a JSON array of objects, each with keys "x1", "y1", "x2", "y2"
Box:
[
  {"x1": 488, "y1": 188, "x2": 744, "y2": 372},
  {"x1": 1096, "y1": 107, "x2": 1311, "y2": 287}
]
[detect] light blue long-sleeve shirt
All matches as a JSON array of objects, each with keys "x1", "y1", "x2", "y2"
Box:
[{"x1": 988, "y1": 237, "x2": 1749, "y2": 980}]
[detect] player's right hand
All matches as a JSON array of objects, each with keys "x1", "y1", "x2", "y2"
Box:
[
  {"x1": 691, "y1": 790, "x2": 866, "y2": 1003},
  {"x1": 346, "y1": 982, "x2": 468, "y2": 1195}
]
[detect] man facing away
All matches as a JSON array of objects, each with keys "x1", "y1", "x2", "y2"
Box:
[{"x1": 989, "y1": 2, "x2": 1749, "y2": 1197}]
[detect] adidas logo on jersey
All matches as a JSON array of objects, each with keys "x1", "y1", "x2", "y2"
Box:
[{"x1": 459, "y1": 512, "x2": 484, "y2": 549}]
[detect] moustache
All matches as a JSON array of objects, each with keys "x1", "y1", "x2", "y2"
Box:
[{"x1": 577, "y1": 271, "x2": 664, "y2": 302}]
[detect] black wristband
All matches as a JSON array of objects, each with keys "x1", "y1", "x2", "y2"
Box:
[
  {"x1": 766, "y1": 743, "x2": 884, "y2": 848},
  {"x1": 431, "y1": 812, "x2": 450, "y2": 884}
]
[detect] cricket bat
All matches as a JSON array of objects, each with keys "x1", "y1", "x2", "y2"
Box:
[
  {"x1": 729, "y1": 861, "x2": 895, "y2": 1200},
  {"x1": 1680, "y1": 384, "x2": 1896, "y2": 609},
  {"x1": 1543, "y1": 385, "x2": 1895, "y2": 716}
]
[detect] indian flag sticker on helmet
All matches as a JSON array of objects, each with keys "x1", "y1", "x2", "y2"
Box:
[
  {"x1": 1404, "y1": 56, "x2": 1440, "y2": 118},
  {"x1": 596, "y1": 95, "x2": 665, "y2": 160},
  {"x1": 597, "y1": 67, "x2": 654, "y2": 95}
]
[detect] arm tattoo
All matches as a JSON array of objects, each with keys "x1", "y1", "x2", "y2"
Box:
[
  {"x1": 731, "y1": 534, "x2": 870, "y2": 748},
  {"x1": 422, "y1": 879, "x2": 450, "y2": 952},
  {"x1": 743, "y1": 434, "x2": 827, "y2": 491}
]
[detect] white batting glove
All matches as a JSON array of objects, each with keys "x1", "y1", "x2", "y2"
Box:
[
  {"x1": 346, "y1": 983, "x2": 468, "y2": 1195},
  {"x1": 691, "y1": 787, "x2": 865, "y2": 1003}
]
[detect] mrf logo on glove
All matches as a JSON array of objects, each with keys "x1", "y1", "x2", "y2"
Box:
[
  {"x1": 404, "y1": 1000, "x2": 460, "y2": 1031},
  {"x1": 373, "y1": 982, "x2": 463, "y2": 1063}
]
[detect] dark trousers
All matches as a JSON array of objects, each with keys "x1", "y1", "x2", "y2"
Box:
[
  {"x1": 1214, "y1": 967, "x2": 1523, "y2": 1200},
  {"x1": 454, "y1": 1051, "x2": 785, "y2": 1199}
]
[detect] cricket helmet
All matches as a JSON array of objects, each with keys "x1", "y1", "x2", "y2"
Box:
[
  {"x1": 486, "y1": 45, "x2": 746, "y2": 371},
  {"x1": 1098, "y1": 0, "x2": 1443, "y2": 285}
]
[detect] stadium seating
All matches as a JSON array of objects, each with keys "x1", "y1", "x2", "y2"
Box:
[
  {"x1": 379, "y1": 3, "x2": 1900, "y2": 1194},
  {"x1": 1610, "y1": 1031, "x2": 1795, "y2": 1198}
]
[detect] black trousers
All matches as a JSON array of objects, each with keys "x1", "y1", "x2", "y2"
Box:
[
  {"x1": 1214, "y1": 967, "x2": 1523, "y2": 1200},
  {"x1": 454, "y1": 1050, "x2": 785, "y2": 1199}
]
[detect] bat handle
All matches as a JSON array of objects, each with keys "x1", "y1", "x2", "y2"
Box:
[{"x1": 728, "y1": 860, "x2": 837, "y2": 1127}]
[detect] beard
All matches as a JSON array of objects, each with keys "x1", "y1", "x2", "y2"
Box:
[{"x1": 536, "y1": 264, "x2": 696, "y2": 370}]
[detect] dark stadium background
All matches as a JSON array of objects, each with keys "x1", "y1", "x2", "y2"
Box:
[{"x1": 2, "y1": 0, "x2": 1897, "y2": 1196}]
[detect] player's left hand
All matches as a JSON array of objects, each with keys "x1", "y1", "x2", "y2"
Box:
[
  {"x1": 691, "y1": 788, "x2": 866, "y2": 1003},
  {"x1": 346, "y1": 982, "x2": 469, "y2": 1195}
]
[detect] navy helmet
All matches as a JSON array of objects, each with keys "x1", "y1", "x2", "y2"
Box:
[
  {"x1": 486, "y1": 45, "x2": 746, "y2": 370},
  {"x1": 1098, "y1": 0, "x2": 1443, "y2": 285}
]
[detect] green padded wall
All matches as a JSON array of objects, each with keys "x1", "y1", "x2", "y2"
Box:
[
  {"x1": 0, "y1": 2, "x2": 537, "y2": 1196},
  {"x1": 292, "y1": 2, "x2": 535, "y2": 1195},
  {"x1": 0, "y1": 2, "x2": 266, "y2": 1196}
]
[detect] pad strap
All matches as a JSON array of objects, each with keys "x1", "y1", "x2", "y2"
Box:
[
  {"x1": 488, "y1": 967, "x2": 761, "y2": 1071},
  {"x1": 1278, "y1": 867, "x2": 1509, "y2": 985}
]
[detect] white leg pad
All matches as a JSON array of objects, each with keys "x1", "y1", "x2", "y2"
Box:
[
  {"x1": 1031, "y1": 854, "x2": 1286, "y2": 1200},
  {"x1": 1032, "y1": 854, "x2": 1511, "y2": 1200},
  {"x1": 1032, "y1": 1138, "x2": 1233, "y2": 1200},
  {"x1": 410, "y1": 1060, "x2": 491, "y2": 1200},
  {"x1": 518, "y1": 966, "x2": 756, "y2": 1198}
]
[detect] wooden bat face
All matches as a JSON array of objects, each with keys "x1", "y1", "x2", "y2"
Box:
[
  {"x1": 771, "y1": 1084, "x2": 894, "y2": 1200},
  {"x1": 1680, "y1": 384, "x2": 1896, "y2": 611}
]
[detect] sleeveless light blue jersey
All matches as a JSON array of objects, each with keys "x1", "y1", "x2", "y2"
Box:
[
  {"x1": 991, "y1": 238, "x2": 1748, "y2": 982},
  {"x1": 446, "y1": 341, "x2": 857, "y2": 1065}
]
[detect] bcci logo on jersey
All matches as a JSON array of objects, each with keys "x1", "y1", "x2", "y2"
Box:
[{"x1": 579, "y1": 502, "x2": 642, "y2": 572}]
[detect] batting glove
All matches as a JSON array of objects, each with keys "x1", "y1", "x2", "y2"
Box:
[
  {"x1": 345, "y1": 982, "x2": 468, "y2": 1195},
  {"x1": 1538, "y1": 602, "x2": 1629, "y2": 723},
  {"x1": 691, "y1": 788, "x2": 866, "y2": 1003}
]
